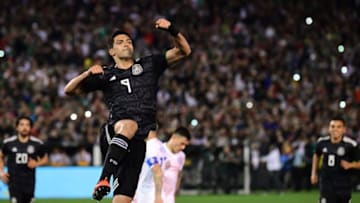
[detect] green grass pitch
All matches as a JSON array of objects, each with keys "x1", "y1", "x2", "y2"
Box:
[{"x1": 0, "y1": 191, "x2": 359, "y2": 203}]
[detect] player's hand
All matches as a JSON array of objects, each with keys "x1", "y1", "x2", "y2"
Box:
[
  {"x1": 155, "y1": 18, "x2": 171, "y2": 30},
  {"x1": 86, "y1": 64, "x2": 104, "y2": 76},
  {"x1": 310, "y1": 174, "x2": 318, "y2": 185},
  {"x1": 27, "y1": 158, "x2": 38, "y2": 169},
  {"x1": 340, "y1": 160, "x2": 352, "y2": 170},
  {"x1": 0, "y1": 172, "x2": 9, "y2": 183}
]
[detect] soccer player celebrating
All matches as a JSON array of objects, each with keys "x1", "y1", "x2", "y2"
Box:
[
  {"x1": 0, "y1": 116, "x2": 48, "y2": 203},
  {"x1": 133, "y1": 127, "x2": 190, "y2": 203},
  {"x1": 64, "y1": 18, "x2": 191, "y2": 203},
  {"x1": 311, "y1": 116, "x2": 360, "y2": 203}
]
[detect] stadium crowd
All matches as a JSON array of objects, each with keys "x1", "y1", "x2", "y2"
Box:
[{"x1": 1, "y1": 0, "x2": 360, "y2": 192}]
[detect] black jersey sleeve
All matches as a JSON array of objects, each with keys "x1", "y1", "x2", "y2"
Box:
[
  {"x1": 350, "y1": 144, "x2": 360, "y2": 161},
  {"x1": 152, "y1": 53, "x2": 168, "y2": 76},
  {"x1": 80, "y1": 74, "x2": 106, "y2": 93},
  {"x1": 0, "y1": 142, "x2": 9, "y2": 155},
  {"x1": 315, "y1": 141, "x2": 323, "y2": 156}
]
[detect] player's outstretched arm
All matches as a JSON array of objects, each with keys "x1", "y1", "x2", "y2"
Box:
[
  {"x1": 64, "y1": 65, "x2": 104, "y2": 96},
  {"x1": 155, "y1": 18, "x2": 191, "y2": 65}
]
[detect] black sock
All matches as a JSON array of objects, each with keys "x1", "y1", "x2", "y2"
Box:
[{"x1": 99, "y1": 134, "x2": 130, "y2": 181}]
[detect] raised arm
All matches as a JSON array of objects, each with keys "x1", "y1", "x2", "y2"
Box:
[
  {"x1": 155, "y1": 18, "x2": 191, "y2": 65},
  {"x1": 64, "y1": 65, "x2": 104, "y2": 96}
]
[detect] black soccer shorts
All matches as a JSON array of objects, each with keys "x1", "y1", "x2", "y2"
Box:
[
  {"x1": 319, "y1": 192, "x2": 351, "y2": 203},
  {"x1": 9, "y1": 188, "x2": 34, "y2": 203},
  {"x1": 108, "y1": 110, "x2": 157, "y2": 140},
  {"x1": 320, "y1": 180, "x2": 352, "y2": 203},
  {"x1": 112, "y1": 138, "x2": 146, "y2": 197}
]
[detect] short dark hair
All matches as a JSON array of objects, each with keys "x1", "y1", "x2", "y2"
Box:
[
  {"x1": 330, "y1": 115, "x2": 346, "y2": 126},
  {"x1": 108, "y1": 30, "x2": 133, "y2": 48},
  {"x1": 174, "y1": 126, "x2": 191, "y2": 140},
  {"x1": 16, "y1": 116, "x2": 33, "y2": 127}
]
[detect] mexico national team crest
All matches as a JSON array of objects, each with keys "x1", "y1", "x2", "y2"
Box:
[
  {"x1": 27, "y1": 145, "x2": 35, "y2": 154},
  {"x1": 132, "y1": 64, "x2": 143, "y2": 75},
  {"x1": 337, "y1": 146, "x2": 345, "y2": 156}
]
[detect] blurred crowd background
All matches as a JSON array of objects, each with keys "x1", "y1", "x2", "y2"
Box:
[{"x1": 1, "y1": 0, "x2": 360, "y2": 193}]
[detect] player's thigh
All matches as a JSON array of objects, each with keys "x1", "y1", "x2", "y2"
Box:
[
  {"x1": 113, "y1": 139, "x2": 146, "y2": 197},
  {"x1": 113, "y1": 119, "x2": 138, "y2": 138}
]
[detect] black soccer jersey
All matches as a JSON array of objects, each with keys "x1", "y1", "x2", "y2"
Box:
[
  {"x1": 81, "y1": 54, "x2": 168, "y2": 138},
  {"x1": 1, "y1": 136, "x2": 46, "y2": 193},
  {"x1": 315, "y1": 136, "x2": 359, "y2": 190}
]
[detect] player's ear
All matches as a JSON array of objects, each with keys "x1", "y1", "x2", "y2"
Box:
[{"x1": 108, "y1": 48, "x2": 115, "y2": 56}]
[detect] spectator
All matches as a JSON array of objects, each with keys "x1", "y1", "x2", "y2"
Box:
[{"x1": 73, "y1": 146, "x2": 92, "y2": 166}]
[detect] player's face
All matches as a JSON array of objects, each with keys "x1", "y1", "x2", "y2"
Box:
[
  {"x1": 172, "y1": 135, "x2": 190, "y2": 153},
  {"x1": 16, "y1": 118, "x2": 32, "y2": 137},
  {"x1": 328, "y1": 120, "x2": 346, "y2": 143},
  {"x1": 110, "y1": 34, "x2": 134, "y2": 59}
]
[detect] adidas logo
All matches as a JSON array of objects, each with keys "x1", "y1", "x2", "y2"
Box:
[{"x1": 109, "y1": 75, "x2": 116, "y2": 81}]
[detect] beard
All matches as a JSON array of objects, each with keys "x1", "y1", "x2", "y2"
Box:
[
  {"x1": 118, "y1": 49, "x2": 133, "y2": 59},
  {"x1": 19, "y1": 130, "x2": 30, "y2": 138}
]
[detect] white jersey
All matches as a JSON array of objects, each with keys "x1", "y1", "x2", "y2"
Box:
[
  {"x1": 162, "y1": 143, "x2": 186, "y2": 203},
  {"x1": 133, "y1": 138, "x2": 166, "y2": 203}
]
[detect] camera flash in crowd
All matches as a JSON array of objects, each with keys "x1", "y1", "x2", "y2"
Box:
[
  {"x1": 341, "y1": 66, "x2": 348, "y2": 75},
  {"x1": 0, "y1": 50, "x2": 5, "y2": 58},
  {"x1": 292, "y1": 73, "x2": 301, "y2": 82},
  {"x1": 339, "y1": 101, "x2": 346, "y2": 109},
  {"x1": 338, "y1": 45, "x2": 345, "y2": 53},
  {"x1": 70, "y1": 113, "x2": 78, "y2": 121},
  {"x1": 191, "y1": 119, "x2": 198, "y2": 127},
  {"x1": 246, "y1": 101, "x2": 254, "y2": 109},
  {"x1": 84, "y1": 110, "x2": 92, "y2": 118},
  {"x1": 305, "y1": 17, "x2": 313, "y2": 25}
]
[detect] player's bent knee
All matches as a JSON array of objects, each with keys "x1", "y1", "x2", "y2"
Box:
[{"x1": 114, "y1": 120, "x2": 138, "y2": 138}]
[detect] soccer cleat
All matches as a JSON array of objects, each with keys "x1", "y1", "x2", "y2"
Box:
[{"x1": 92, "y1": 177, "x2": 110, "y2": 201}]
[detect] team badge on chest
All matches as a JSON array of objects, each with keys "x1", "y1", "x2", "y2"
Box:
[
  {"x1": 27, "y1": 145, "x2": 35, "y2": 154},
  {"x1": 337, "y1": 146, "x2": 345, "y2": 156},
  {"x1": 132, "y1": 64, "x2": 143, "y2": 75}
]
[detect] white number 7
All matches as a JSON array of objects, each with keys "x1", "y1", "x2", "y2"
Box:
[{"x1": 120, "y1": 78, "x2": 132, "y2": 93}]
